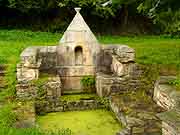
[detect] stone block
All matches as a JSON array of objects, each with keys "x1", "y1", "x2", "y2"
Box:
[
  {"x1": 17, "y1": 64, "x2": 39, "y2": 82},
  {"x1": 96, "y1": 64, "x2": 148, "y2": 97},
  {"x1": 103, "y1": 45, "x2": 135, "y2": 63},
  {"x1": 157, "y1": 110, "x2": 180, "y2": 135},
  {"x1": 154, "y1": 76, "x2": 180, "y2": 110},
  {"x1": 16, "y1": 83, "x2": 37, "y2": 100},
  {"x1": 38, "y1": 46, "x2": 57, "y2": 70},
  {"x1": 43, "y1": 76, "x2": 62, "y2": 99},
  {"x1": 20, "y1": 47, "x2": 39, "y2": 66},
  {"x1": 14, "y1": 101, "x2": 35, "y2": 128}
]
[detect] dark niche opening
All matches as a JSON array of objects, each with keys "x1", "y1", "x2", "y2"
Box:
[{"x1": 75, "y1": 46, "x2": 83, "y2": 65}]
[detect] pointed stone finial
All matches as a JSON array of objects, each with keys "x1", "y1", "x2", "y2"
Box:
[{"x1": 75, "y1": 7, "x2": 81, "y2": 13}]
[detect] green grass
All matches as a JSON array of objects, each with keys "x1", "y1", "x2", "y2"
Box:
[{"x1": 37, "y1": 109, "x2": 122, "y2": 135}]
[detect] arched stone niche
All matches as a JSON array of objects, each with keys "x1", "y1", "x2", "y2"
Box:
[{"x1": 75, "y1": 46, "x2": 83, "y2": 65}]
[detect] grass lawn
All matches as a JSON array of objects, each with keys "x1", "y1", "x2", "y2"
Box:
[{"x1": 37, "y1": 109, "x2": 122, "y2": 135}]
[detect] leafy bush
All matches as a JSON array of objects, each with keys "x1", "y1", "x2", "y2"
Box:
[
  {"x1": 155, "y1": 10, "x2": 180, "y2": 35},
  {"x1": 80, "y1": 76, "x2": 96, "y2": 92},
  {"x1": 138, "y1": 0, "x2": 180, "y2": 35}
]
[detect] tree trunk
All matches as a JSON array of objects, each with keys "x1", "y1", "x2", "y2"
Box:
[{"x1": 123, "y1": 5, "x2": 128, "y2": 27}]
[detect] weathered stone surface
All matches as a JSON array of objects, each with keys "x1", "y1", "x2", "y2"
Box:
[
  {"x1": 111, "y1": 56, "x2": 124, "y2": 76},
  {"x1": 16, "y1": 83, "x2": 37, "y2": 100},
  {"x1": 16, "y1": 75, "x2": 62, "y2": 101},
  {"x1": 43, "y1": 76, "x2": 62, "y2": 100},
  {"x1": 116, "y1": 128, "x2": 131, "y2": 135},
  {"x1": 59, "y1": 8, "x2": 101, "y2": 61},
  {"x1": 154, "y1": 76, "x2": 180, "y2": 135},
  {"x1": 17, "y1": 63, "x2": 40, "y2": 82},
  {"x1": 110, "y1": 100, "x2": 127, "y2": 126},
  {"x1": 38, "y1": 46, "x2": 57, "y2": 70},
  {"x1": 35, "y1": 98, "x2": 106, "y2": 114},
  {"x1": 154, "y1": 76, "x2": 180, "y2": 110},
  {"x1": 110, "y1": 93, "x2": 163, "y2": 135},
  {"x1": 96, "y1": 64, "x2": 149, "y2": 97},
  {"x1": 17, "y1": 46, "x2": 41, "y2": 82},
  {"x1": 20, "y1": 47, "x2": 39, "y2": 66},
  {"x1": 103, "y1": 45, "x2": 135, "y2": 63},
  {"x1": 96, "y1": 49, "x2": 113, "y2": 74},
  {"x1": 14, "y1": 101, "x2": 35, "y2": 128},
  {"x1": 157, "y1": 110, "x2": 180, "y2": 135},
  {"x1": 55, "y1": 9, "x2": 101, "y2": 91}
]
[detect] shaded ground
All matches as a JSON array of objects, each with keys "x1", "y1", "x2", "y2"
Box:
[{"x1": 37, "y1": 109, "x2": 122, "y2": 135}]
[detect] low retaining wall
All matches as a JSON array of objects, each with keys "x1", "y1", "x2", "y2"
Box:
[
  {"x1": 109, "y1": 97, "x2": 162, "y2": 135},
  {"x1": 14, "y1": 101, "x2": 36, "y2": 128},
  {"x1": 96, "y1": 64, "x2": 156, "y2": 97},
  {"x1": 154, "y1": 76, "x2": 179, "y2": 110},
  {"x1": 157, "y1": 111, "x2": 180, "y2": 135},
  {"x1": 154, "y1": 76, "x2": 180, "y2": 135},
  {"x1": 35, "y1": 99, "x2": 107, "y2": 114}
]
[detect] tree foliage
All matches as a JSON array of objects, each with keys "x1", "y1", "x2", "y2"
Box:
[
  {"x1": 7, "y1": 0, "x2": 59, "y2": 13},
  {"x1": 0, "y1": 0, "x2": 179, "y2": 34},
  {"x1": 138, "y1": 0, "x2": 180, "y2": 34}
]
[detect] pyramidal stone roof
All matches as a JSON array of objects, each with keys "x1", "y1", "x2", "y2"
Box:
[{"x1": 59, "y1": 8, "x2": 98, "y2": 44}]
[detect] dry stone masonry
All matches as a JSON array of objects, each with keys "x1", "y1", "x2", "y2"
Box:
[
  {"x1": 17, "y1": 8, "x2": 140, "y2": 96},
  {"x1": 154, "y1": 76, "x2": 180, "y2": 135},
  {"x1": 16, "y1": 7, "x2": 180, "y2": 135}
]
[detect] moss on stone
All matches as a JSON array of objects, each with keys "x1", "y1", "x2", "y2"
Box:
[{"x1": 60, "y1": 94, "x2": 98, "y2": 102}]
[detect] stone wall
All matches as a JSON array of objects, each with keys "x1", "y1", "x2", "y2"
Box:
[
  {"x1": 157, "y1": 111, "x2": 180, "y2": 135},
  {"x1": 14, "y1": 101, "x2": 36, "y2": 128},
  {"x1": 17, "y1": 46, "x2": 57, "y2": 82},
  {"x1": 42, "y1": 76, "x2": 62, "y2": 100},
  {"x1": 38, "y1": 46, "x2": 57, "y2": 71},
  {"x1": 17, "y1": 47, "x2": 40, "y2": 82},
  {"x1": 110, "y1": 94, "x2": 163, "y2": 135},
  {"x1": 96, "y1": 45, "x2": 153, "y2": 97},
  {"x1": 154, "y1": 76, "x2": 179, "y2": 110},
  {"x1": 16, "y1": 76, "x2": 61, "y2": 101},
  {"x1": 16, "y1": 83, "x2": 37, "y2": 100},
  {"x1": 16, "y1": 75, "x2": 62, "y2": 128},
  {"x1": 96, "y1": 64, "x2": 149, "y2": 97},
  {"x1": 58, "y1": 66, "x2": 95, "y2": 91},
  {"x1": 35, "y1": 98, "x2": 106, "y2": 114},
  {"x1": 154, "y1": 76, "x2": 180, "y2": 135}
]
